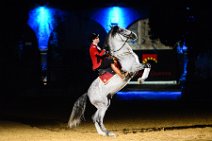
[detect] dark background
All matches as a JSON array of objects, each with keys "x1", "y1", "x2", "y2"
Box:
[{"x1": 1, "y1": 0, "x2": 212, "y2": 106}]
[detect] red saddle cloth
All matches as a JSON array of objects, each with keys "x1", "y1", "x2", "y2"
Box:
[{"x1": 99, "y1": 72, "x2": 114, "y2": 84}]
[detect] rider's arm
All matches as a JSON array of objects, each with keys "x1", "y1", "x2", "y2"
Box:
[
  {"x1": 90, "y1": 46, "x2": 106, "y2": 57},
  {"x1": 98, "y1": 49, "x2": 106, "y2": 57}
]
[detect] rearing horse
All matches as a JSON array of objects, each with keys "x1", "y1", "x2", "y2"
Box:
[
  {"x1": 106, "y1": 25, "x2": 150, "y2": 82},
  {"x1": 67, "y1": 25, "x2": 151, "y2": 137}
]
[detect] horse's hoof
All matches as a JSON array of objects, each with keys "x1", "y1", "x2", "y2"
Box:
[
  {"x1": 137, "y1": 78, "x2": 144, "y2": 84},
  {"x1": 107, "y1": 131, "x2": 116, "y2": 137},
  {"x1": 145, "y1": 63, "x2": 151, "y2": 68}
]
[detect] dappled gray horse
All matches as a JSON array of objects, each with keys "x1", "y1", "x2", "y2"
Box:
[{"x1": 68, "y1": 25, "x2": 151, "y2": 137}]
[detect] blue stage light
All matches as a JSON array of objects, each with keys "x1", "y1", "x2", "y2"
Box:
[
  {"x1": 28, "y1": 6, "x2": 55, "y2": 52},
  {"x1": 91, "y1": 6, "x2": 142, "y2": 32},
  {"x1": 116, "y1": 91, "x2": 182, "y2": 100}
]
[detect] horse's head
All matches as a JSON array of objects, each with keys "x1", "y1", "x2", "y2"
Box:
[
  {"x1": 110, "y1": 25, "x2": 137, "y2": 41},
  {"x1": 105, "y1": 25, "x2": 137, "y2": 53}
]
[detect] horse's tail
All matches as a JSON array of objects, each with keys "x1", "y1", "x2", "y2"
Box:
[{"x1": 68, "y1": 93, "x2": 87, "y2": 128}]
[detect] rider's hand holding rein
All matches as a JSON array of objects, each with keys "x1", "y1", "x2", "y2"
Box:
[{"x1": 103, "y1": 50, "x2": 111, "y2": 57}]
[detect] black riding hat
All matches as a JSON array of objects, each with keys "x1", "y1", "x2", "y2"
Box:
[{"x1": 90, "y1": 33, "x2": 99, "y2": 41}]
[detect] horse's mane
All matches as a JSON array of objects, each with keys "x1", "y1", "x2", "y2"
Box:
[
  {"x1": 103, "y1": 25, "x2": 119, "y2": 49},
  {"x1": 110, "y1": 25, "x2": 119, "y2": 37}
]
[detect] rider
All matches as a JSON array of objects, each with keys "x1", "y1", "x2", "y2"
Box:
[{"x1": 89, "y1": 33, "x2": 127, "y2": 79}]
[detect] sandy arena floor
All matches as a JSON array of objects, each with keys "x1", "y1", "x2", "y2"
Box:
[
  {"x1": 1, "y1": 96, "x2": 212, "y2": 141},
  {"x1": 1, "y1": 117, "x2": 212, "y2": 141}
]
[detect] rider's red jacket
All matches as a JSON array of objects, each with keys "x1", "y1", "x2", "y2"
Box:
[{"x1": 89, "y1": 43, "x2": 106, "y2": 70}]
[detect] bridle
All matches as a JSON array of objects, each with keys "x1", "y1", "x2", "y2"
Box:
[{"x1": 111, "y1": 30, "x2": 133, "y2": 53}]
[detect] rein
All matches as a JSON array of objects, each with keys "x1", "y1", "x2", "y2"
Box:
[{"x1": 111, "y1": 31, "x2": 132, "y2": 53}]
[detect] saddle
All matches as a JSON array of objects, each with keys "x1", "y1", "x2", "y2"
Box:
[{"x1": 98, "y1": 68, "x2": 115, "y2": 84}]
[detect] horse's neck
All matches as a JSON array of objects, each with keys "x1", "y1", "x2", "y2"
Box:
[
  {"x1": 111, "y1": 43, "x2": 132, "y2": 55},
  {"x1": 111, "y1": 44, "x2": 141, "y2": 73}
]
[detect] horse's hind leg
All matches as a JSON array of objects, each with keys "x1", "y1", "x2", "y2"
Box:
[
  {"x1": 92, "y1": 100, "x2": 116, "y2": 137},
  {"x1": 92, "y1": 106, "x2": 107, "y2": 136}
]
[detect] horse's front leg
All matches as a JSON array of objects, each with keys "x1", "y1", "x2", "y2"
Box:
[{"x1": 137, "y1": 63, "x2": 151, "y2": 84}]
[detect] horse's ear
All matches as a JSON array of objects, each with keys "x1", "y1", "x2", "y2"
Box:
[
  {"x1": 110, "y1": 25, "x2": 119, "y2": 30},
  {"x1": 109, "y1": 25, "x2": 114, "y2": 31},
  {"x1": 113, "y1": 25, "x2": 119, "y2": 33}
]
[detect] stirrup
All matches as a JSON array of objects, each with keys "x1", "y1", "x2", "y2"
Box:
[{"x1": 123, "y1": 72, "x2": 131, "y2": 80}]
